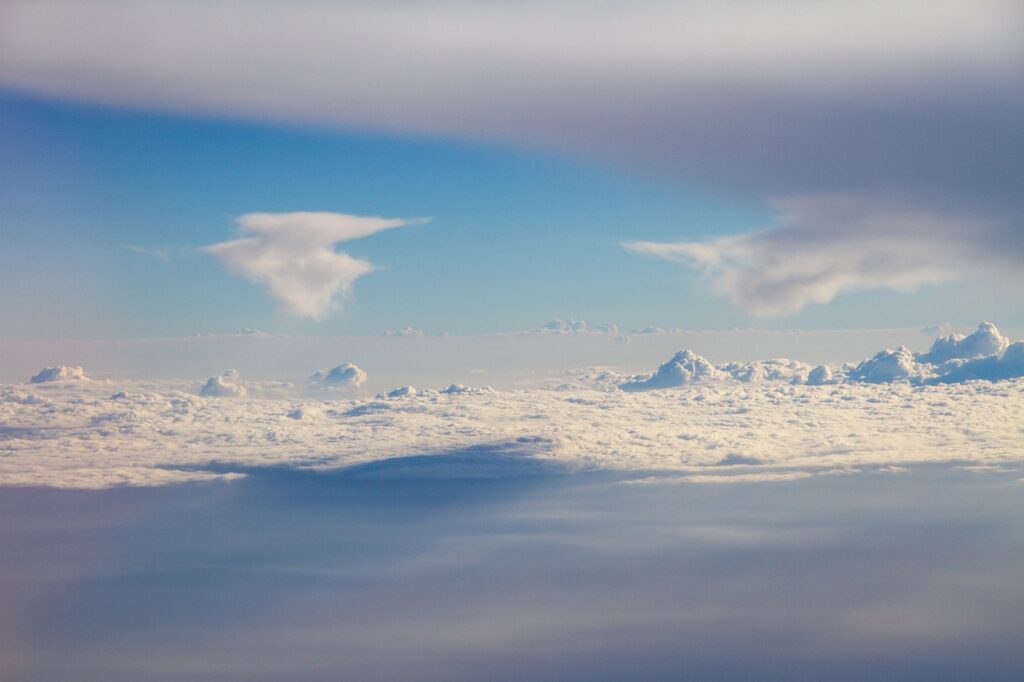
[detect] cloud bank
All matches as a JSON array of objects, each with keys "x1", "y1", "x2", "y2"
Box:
[
  {"x1": 3, "y1": 323, "x2": 1023, "y2": 488},
  {"x1": 204, "y1": 212, "x2": 424, "y2": 319},
  {"x1": 621, "y1": 323, "x2": 1023, "y2": 389}
]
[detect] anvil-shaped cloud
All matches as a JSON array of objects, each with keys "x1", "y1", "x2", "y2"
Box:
[{"x1": 204, "y1": 212, "x2": 425, "y2": 319}]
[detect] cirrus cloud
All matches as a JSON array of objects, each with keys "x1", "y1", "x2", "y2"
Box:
[{"x1": 204, "y1": 211, "x2": 426, "y2": 319}]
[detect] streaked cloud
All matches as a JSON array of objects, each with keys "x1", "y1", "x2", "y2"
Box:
[
  {"x1": 625, "y1": 195, "x2": 1017, "y2": 315},
  {"x1": 204, "y1": 211, "x2": 425, "y2": 319}
]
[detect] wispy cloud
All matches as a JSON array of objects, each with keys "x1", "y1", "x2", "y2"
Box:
[
  {"x1": 625, "y1": 195, "x2": 1013, "y2": 315},
  {"x1": 204, "y1": 212, "x2": 426, "y2": 319}
]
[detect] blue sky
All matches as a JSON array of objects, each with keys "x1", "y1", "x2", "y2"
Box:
[
  {"x1": 1, "y1": 1, "x2": 1022, "y2": 341},
  {"x1": 2, "y1": 89, "x2": 1019, "y2": 340},
  {"x1": 0, "y1": 90, "x2": 766, "y2": 338}
]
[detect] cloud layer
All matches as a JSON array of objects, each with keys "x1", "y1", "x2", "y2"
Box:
[
  {"x1": 204, "y1": 212, "x2": 422, "y2": 319},
  {"x1": 3, "y1": 324, "x2": 1023, "y2": 488}
]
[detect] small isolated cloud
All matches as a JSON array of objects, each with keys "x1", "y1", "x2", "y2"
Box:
[
  {"x1": 311, "y1": 363, "x2": 367, "y2": 389},
  {"x1": 383, "y1": 327, "x2": 424, "y2": 338},
  {"x1": 624, "y1": 195, "x2": 1007, "y2": 315},
  {"x1": 30, "y1": 366, "x2": 88, "y2": 383},
  {"x1": 528, "y1": 319, "x2": 620, "y2": 335},
  {"x1": 204, "y1": 212, "x2": 425, "y2": 319}
]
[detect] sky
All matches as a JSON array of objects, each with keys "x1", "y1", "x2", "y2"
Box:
[
  {"x1": 1, "y1": 0, "x2": 1023, "y2": 343},
  {"x1": 3, "y1": 7, "x2": 1024, "y2": 676}
]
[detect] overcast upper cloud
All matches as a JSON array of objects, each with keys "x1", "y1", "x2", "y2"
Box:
[
  {"x1": 1, "y1": 0, "x2": 1022, "y2": 313},
  {"x1": 0, "y1": 1, "x2": 1019, "y2": 199},
  {"x1": 205, "y1": 212, "x2": 422, "y2": 319}
]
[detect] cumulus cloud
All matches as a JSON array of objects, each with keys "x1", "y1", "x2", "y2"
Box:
[
  {"x1": 917, "y1": 321, "x2": 1009, "y2": 364},
  {"x1": 931, "y1": 342, "x2": 1024, "y2": 384},
  {"x1": 30, "y1": 366, "x2": 87, "y2": 383},
  {"x1": 311, "y1": 363, "x2": 367, "y2": 389},
  {"x1": 624, "y1": 195, "x2": 1013, "y2": 315},
  {"x1": 204, "y1": 212, "x2": 425, "y2": 319},
  {"x1": 847, "y1": 347, "x2": 929, "y2": 384},
  {"x1": 621, "y1": 350, "x2": 725, "y2": 391},
  {"x1": 200, "y1": 370, "x2": 247, "y2": 397},
  {"x1": 615, "y1": 322, "x2": 1023, "y2": 391}
]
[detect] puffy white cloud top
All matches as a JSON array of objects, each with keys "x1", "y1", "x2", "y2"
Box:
[
  {"x1": 847, "y1": 347, "x2": 929, "y2": 384},
  {"x1": 917, "y1": 321, "x2": 1009, "y2": 364},
  {"x1": 30, "y1": 366, "x2": 87, "y2": 383},
  {"x1": 311, "y1": 363, "x2": 368, "y2": 388},
  {"x1": 621, "y1": 323, "x2": 1023, "y2": 390},
  {"x1": 621, "y1": 350, "x2": 725, "y2": 391},
  {"x1": 199, "y1": 370, "x2": 247, "y2": 398}
]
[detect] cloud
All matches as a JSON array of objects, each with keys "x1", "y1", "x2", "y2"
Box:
[
  {"x1": 621, "y1": 350, "x2": 725, "y2": 391},
  {"x1": 311, "y1": 363, "x2": 367, "y2": 388},
  {"x1": 930, "y1": 342, "x2": 1024, "y2": 383},
  {"x1": 30, "y1": 366, "x2": 87, "y2": 383},
  {"x1": 847, "y1": 347, "x2": 930, "y2": 384},
  {"x1": 2, "y1": 354, "x2": 1022, "y2": 488},
  {"x1": 619, "y1": 322, "x2": 1024, "y2": 389},
  {"x1": 383, "y1": 327, "x2": 424, "y2": 338},
  {"x1": 917, "y1": 321, "x2": 1009, "y2": 364},
  {"x1": 0, "y1": 1, "x2": 1019, "y2": 207},
  {"x1": 624, "y1": 195, "x2": 1015, "y2": 315},
  {"x1": 204, "y1": 212, "x2": 424, "y2": 319},
  {"x1": 2, "y1": 2, "x2": 1021, "y2": 312},
  {"x1": 200, "y1": 370, "x2": 247, "y2": 397},
  {"x1": 526, "y1": 320, "x2": 620, "y2": 335}
]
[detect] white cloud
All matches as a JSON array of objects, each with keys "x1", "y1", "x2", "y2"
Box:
[
  {"x1": 620, "y1": 350, "x2": 725, "y2": 391},
  {"x1": 617, "y1": 322, "x2": 1023, "y2": 389},
  {"x1": 200, "y1": 370, "x2": 247, "y2": 397},
  {"x1": 624, "y1": 195, "x2": 1010, "y2": 315},
  {"x1": 311, "y1": 363, "x2": 367, "y2": 388},
  {"x1": 1, "y1": 2, "x2": 1019, "y2": 219},
  {"x1": 383, "y1": 327, "x2": 425, "y2": 338},
  {"x1": 2, "y1": 323, "x2": 1023, "y2": 488},
  {"x1": 30, "y1": 366, "x2": 87, "y2": 383},
  {"x1": 918, "y1": 321, "x2": 1009, "y2": 363},
  {"x1": 847, "y1": 347, "x2": 929, "y2": 384},
  {"x1": 932, "y1": 342, "x2": 1024, "y2": 383},
  {"x1": 2, "y1": 368, "x2": 1022, "y2": 489},
  {"x1": 204, "y1": 212, "x2": 425, "y2": 319}
]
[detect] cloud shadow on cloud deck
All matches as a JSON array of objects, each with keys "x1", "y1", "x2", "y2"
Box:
[{"x1": 189, "y1": 439, "x2": 570, "y2": 484}]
